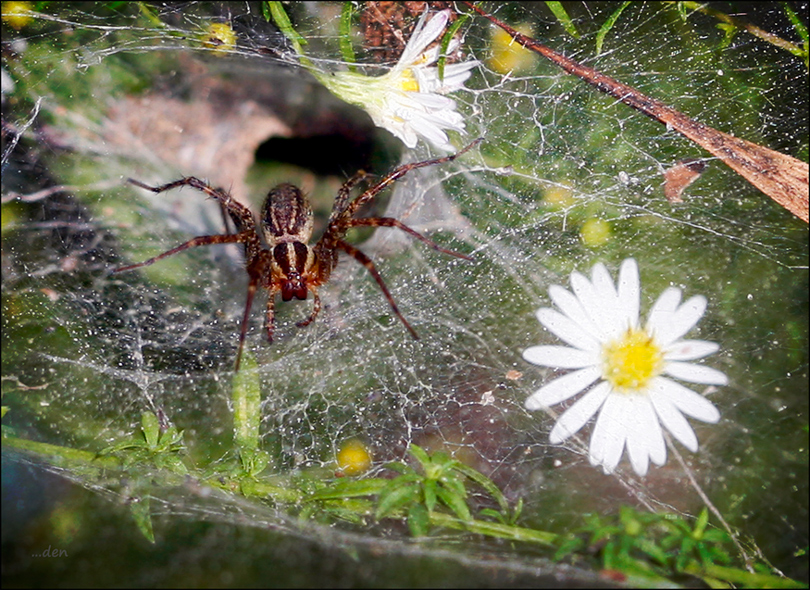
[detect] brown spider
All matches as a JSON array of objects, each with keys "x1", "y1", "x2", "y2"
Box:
[{"x1": 114, "y1": 139, "x2": 480, "y2": 370}]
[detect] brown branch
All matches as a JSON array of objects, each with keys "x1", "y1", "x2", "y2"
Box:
[{"x1": 464, "y1": 2, "x2": 809, "y2": 223}]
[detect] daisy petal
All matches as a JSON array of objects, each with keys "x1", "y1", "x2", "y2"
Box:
[
  {"x1": 536, "y1": 308, "x2": 600, "y2": 351},
  {"x1": 589, "y1": 394, "x2": 628, "y2": 473},
  {"x1": 625, "y1": 395, "x2": 666, "y2": 476},
  {"x1": 647, "y1": 287, "x2": 682, "y2": 338},
  {"x1": 549, "y1": 381, "x2": 611, "y2": 443},
  {"x1": 525, "y1": 366, "x2": 602, "y2": 409},
  {"x1": 655, "y1": 295, "x2": 708, "y2": 346},
  {"x1": 434, "y1": 61, "x2": 479, "y2": 89},
  {"x1": 549, "y1": 285, "x2": 601, "y2": 337},
  {"x1": 398, "y1": 10, "x2": 449, "y2": 65},
  {"x1": 571, "y1": 270, "x2": 612, "y2": 339},
  {"x1": 407, "y1": 91, "x2": 457, "y2": 110},
  {"x1": 591, "y1": 262, "x2": 619, "y2": 301},
  {"x1": 665, "y1": 361, "x2": 728, "y2": 386},
  {"x1": 649, "y1": 383, "x2": 700, "y2": 451},
  {"x1": 407, "y1": 117, "x2": 453, "y2": 149},
  {"x1": 652, "y1": 377, "x2": 721, "y2": 423},
  {"x1": 522, "y1": 345, "x2": 597, "y2": 368},
  {"x1": 664, "y1": 339, "x2": 720, "y2": 361}
]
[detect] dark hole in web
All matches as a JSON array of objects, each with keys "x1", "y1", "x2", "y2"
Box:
[{"x1": 254, "y1": 130, "x2": 401, "y2": 178}]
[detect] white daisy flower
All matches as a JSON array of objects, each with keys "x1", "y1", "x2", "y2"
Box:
[
  {"x1": 316, "y1": 9, "x2": 478, "y2": 151},
  {"x1": 522, "y1": 258, "x2": 727, "y2": 476}
]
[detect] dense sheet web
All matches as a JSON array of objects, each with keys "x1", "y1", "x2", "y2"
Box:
[{"x1": 2, "y1": 2, "x2": 807, "y2": 585}]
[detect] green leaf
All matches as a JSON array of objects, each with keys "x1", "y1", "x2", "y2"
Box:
[
  {"x1": 693, "y1": 507, "x2": 709, "y2": 539},
  {"x1": 479, "y1": 508, "x2": 505, "y2": 524},
  {"x1": 423, "y1": 478, "x2": 438, "y2": 513},
  {"x1": 129, "y1": 496, "x2": 155, "y2": 544},
  {"x1": 451, "y1": 461, "x2": 509, "y2": 514},
  {"x1": 383, "y1": 461, "x2": 414, "y2": 475},
  {"x1": 635, "y1": 536, "x2": 670, "y2": 566},
  {"x1": 512, "y1": 497, "x2": 523, "y2": 522},
  {"x1": 407, "y1": 444, "x2": 431, "y2": 471},
  {"x1": 240, "y1": 449, "x2": 271, "y2": 477},
  {"x1": 429, "y1": 512, "x2": 557, "y2": 547},
  {"x1": 155, "y1": 453, "x2": 188, "y2": 475},
  {"x1": 339, "y1": 1, "x2": 357, "y2": 71},
  {"x1": 376, "y1": 481, "x2": 419, "y2": 520},
  {"x1": 160, "y1": 425, "x2": 184, "y2": 448},
  {"x1": 696, "y1": 563, "x2": 807, "y2": 588},
  {"x1": 545, "y1": 1, "x2": 580, "y2": 38},
  {"x1": 308, "y1": 477, "x2": 389, "y2": 501},
  {"x1": 595, "y1": 1, "x2": 631, "y2": 55},
  {"x1": 716, "y1": 23, "x2": 738, "y2": 51},
  {"x1": 436, "y1": 484, "x2": 471, "y2": 522},
  {"x1": 438, "y1": 471, "x2": 467, "y2": 500},
  {"x1": 783, "y1": 2, "x2": 809, "y2": 49},
  {"x1": 265, "y1": 1, "x2": 307, "y2": 54},
  {"x1": 437, "y1": 14, "x2": 469, "y2": 82},
  {"x1": 140, "y1": 411, "x2": 160, "y2": 448},
  {"x1": 408, "y1": 503, "x2": 431, "y2": 537}
]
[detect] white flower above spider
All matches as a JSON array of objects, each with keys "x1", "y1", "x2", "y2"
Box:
[
  {"x1": 522, "y1": 258, "x2": 727, "y2": 476},
  {"x1": 316, "y1": 9, "x2": 478, "y2": 151}
]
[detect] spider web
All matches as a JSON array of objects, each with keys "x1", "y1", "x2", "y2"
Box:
[{"x1": 2, "y1": 2, "x2": 807, "y2": 586}]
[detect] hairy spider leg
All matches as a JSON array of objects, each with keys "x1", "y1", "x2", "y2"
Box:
[
  {"x1": 295, "y1": 290, "x2": 322, "y2": 328},
  {"x1": 342, "y1": 138, "x2": 482, "y2": 220},
  {"x1": 118, "y1": 177, "x2": 264, "y2": 371},
  {"x1": 347, "y1": 217, "x2": 473, "y2": 261},
  {"x1": 310, "y1": 139, "x2": 480, "y2": 339},
  {"x1": 233, "y1": 251, "x2": 276, "y2": 371},
  {"x1": 237, "y1": 270, "x2": 261, "y2": 371},
  {"x1": 336, "y1": 239, "x2": 419, "y2": 339},
  {"x1": 114, "y1": 233, "x2": 247, "y2": 273},
  {"x1": 114, "y1": 177, "x2": 260, "y2": 273},
  {"x1": 328, "y1": 170, "x2": 374, "y2": 225},
  {"x1": 127, "y1": 177, "x2": 257, "y2": 227}
]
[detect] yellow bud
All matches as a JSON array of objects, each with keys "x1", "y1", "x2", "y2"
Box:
[
  {"x1": 580, "y1": 218, "x2": 612, "y2": 247},
  {"x1": 488, "y1": 25, "x2": 536, "y2": 74},
  {"x1": 201, "y1": 22, "x2": 237, "y2": 54},
  {"x1": 2, "y1": 2, "x2": 34, "y2": 30},
  {"x1": 336, "y1": 439, "x2": 372, "y2": 476},
  {"x1": 543, "y1": 184, "x2": 575, "y2": 208}
]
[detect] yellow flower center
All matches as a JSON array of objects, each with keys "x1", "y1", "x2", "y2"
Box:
[
  {"x1": 398, "y1": 69, "x2": 420, "y2": 93},
  {"x1": 602, "y1": 328, "x2": 664, "y2": 393}
]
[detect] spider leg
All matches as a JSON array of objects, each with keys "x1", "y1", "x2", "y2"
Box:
[
  {"x1": 127, "y1": 177, "x2": 256, "y2": 234},
  {"x1": 337, "y1": 239, "x2": 418, "y2": 339},
  {"x1": 343, "y1": 138, "x2": 481, "y2": 219},
  {"x1": 347, "y1": 217, "x2": 473, "y2": 261},
  {"x1": 113, "y1": 233, "x2": 247, "y2": 273},
  {"x1": 295, "y1": 289, "x2": 321, "y2": 328},
  {"x1": 329, "y1": 170, "x2": 374, "y2": 223},
  {"x1": 264, "y1": 287, "x2": 276, "y2": 343},
  {"x1": 235, "y1": 275, "x2": 261, "y2": 371}
]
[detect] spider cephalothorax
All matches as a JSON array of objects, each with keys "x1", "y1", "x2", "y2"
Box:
[{"x1": 115, "y1": 139, "x2": 479, "y2": 369}]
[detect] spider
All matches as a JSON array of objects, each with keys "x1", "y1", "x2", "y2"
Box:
[{"x1": 114, "y1": 139, "x2": 480, "y2": 370}]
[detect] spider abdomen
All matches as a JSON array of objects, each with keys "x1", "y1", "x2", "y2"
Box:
[{"x1": 261, "y1": 183, "x2": 314, "y2": 244}]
